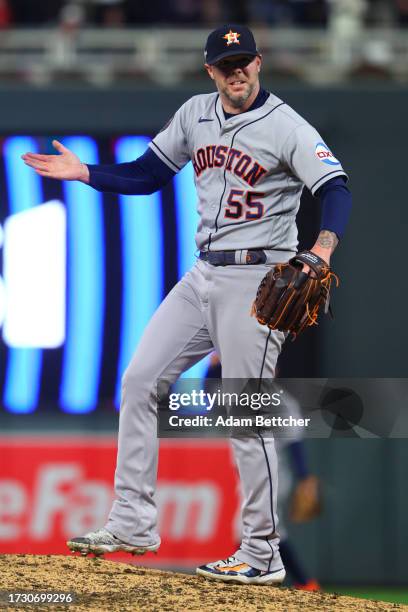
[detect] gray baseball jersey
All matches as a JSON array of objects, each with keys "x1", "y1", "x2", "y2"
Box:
[{"x1": 150, "y1": 92, "x2": 347, "y2": 254}]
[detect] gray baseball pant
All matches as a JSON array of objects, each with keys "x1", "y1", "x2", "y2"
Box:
[{"x1": 105, "y1": 259, "x2": 286, "y2": 572}]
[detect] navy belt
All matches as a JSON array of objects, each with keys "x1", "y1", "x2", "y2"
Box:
[{"x1": 199, "y1": 250, "x2": 267, "y2": 266}]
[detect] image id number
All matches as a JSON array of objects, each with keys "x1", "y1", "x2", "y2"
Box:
[{"x1": 1, "y1": 591, "x2": 76, "y2": 605}]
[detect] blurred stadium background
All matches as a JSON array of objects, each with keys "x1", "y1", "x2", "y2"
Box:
[{"x1": 0, "y1": 0, "x2": 407, "y2": 605}]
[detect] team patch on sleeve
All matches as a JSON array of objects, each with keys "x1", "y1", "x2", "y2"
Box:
[{"x1": 315, "y1": 142, "x2": 340, "y2": 166}]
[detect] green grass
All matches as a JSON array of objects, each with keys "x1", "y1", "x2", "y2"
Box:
[{"x1": 325, "y1": 586, "x2": 408, "y2": 605}]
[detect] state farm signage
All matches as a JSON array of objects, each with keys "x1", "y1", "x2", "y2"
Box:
[{"x1": 0, "y1": 438, "x2": 239, "y2": 565}]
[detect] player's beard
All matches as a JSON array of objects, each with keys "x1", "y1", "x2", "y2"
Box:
[{"x1": 221, "y1": 81, "x2": 255, "y2": 109}]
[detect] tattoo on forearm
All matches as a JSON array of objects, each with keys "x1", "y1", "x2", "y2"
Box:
[{"x1": 317, "y1": 230, "x2": 339, "y2": 252}]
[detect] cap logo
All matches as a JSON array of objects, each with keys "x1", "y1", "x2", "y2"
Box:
[{"x1": 223, "y1": 30, "x2": 240, "y2": 46}]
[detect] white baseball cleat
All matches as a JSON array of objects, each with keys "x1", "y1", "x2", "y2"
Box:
[
  {"x1": 196, "y1": 555, "x2": 286, "y2": 585},
  {"x1": 66, "y1": 528, "x2": 160, "y2": 556}
]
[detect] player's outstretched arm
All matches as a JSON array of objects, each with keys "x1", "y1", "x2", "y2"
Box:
[{"x1": 21, "y1": 140, "x2": 90, "y2": 183}]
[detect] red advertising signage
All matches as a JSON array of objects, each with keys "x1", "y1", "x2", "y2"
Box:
[{"x1": 0, "y1": 437, "x2": 240, "y2": 566}]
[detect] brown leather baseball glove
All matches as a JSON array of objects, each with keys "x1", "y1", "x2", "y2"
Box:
[
  {"x1": 289, "y1": 475, "x2": 322, "y2": 523},
  {"x1": 251, "y1": 251, "x2": 339, "y2": 339}
]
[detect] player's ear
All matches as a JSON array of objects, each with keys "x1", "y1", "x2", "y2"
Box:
[
  {"x1": 255, "y1": 55, "x2": 262, "y2": 73},
  {"x1": 205, "y1": 63, "x2": 215, "y2": 80}
]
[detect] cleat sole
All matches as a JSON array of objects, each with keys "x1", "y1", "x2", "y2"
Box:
[{"x1": 196, "y1": 566, "x2": 286, "y2": 586}]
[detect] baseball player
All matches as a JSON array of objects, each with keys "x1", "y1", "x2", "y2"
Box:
[{"x1": 22, "y1": 24, "x2": 352, "y2": 585}]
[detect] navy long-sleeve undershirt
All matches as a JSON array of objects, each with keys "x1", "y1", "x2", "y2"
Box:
[
  {"x1": 87, "y1": 147, "x2": 352, "y2": 239},
  {"x1": 318, "y1": 176, "x2": 352, "y2": 239},
  {"x1": 288, "y1": 440, "x2": 309, "y2": 480},
  {"x1": 87, "y1": 147, "x2": 175, "y2": 195}
]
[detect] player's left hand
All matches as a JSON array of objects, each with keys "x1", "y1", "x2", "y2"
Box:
[
  {"x1": 302, "y1": 246, "x2": 330, "y2": 276},
  {"x1": 251, "y1": 250, "x2": 339, "y2": 339}
]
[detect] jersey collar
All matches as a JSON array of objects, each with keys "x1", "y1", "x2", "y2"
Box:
[{"x1": 222, "y1": 87, "x2": 270, "y2": 120}]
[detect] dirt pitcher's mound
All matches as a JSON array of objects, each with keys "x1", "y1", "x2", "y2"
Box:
[{"x1": 0, "y1": 555, "x2": 405, "y2": 612}]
